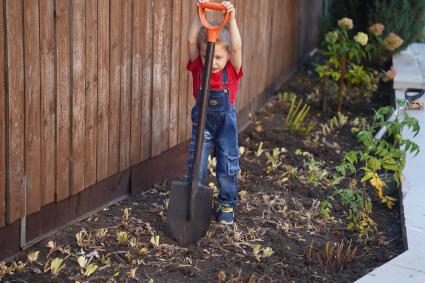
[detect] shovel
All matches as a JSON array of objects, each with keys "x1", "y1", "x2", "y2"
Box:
[{"x1": 168, "y1": 3, "x2": 230, "y2": 245}]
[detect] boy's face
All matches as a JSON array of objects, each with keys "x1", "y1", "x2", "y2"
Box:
[{"x1": 200, "y1": 43, "x2": 230, "y2": 73}]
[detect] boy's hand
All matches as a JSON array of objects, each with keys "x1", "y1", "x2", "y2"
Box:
[
  {"x1": 197, "y1": 0, "x2": 210, "y2": 6},
  {"x1": 221, "y1": 1, "x2": 236, "y2": 21}
]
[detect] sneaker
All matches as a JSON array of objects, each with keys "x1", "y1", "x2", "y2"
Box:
[{"x1": 217, "y1": 206, "x2": 234, "y2": 225}]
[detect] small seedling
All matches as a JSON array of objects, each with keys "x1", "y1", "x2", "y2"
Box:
[
  {"x1": 50, "y1": 257, "x2": 65, "y2": 276},
  {"x1": 123, "y1": 208, "x2": 130, "y2": 220},
  {"x1": 127, "y1": 267, "x2": 138, "y2": 279},
  {"x1": 84, "y1": 263, "x2": 98, "y2": 277},
  {"x1": 117, "y1": 231, "x2": 128, "y2": 245},
  {"x1": 27, "y1": 251, "x2": 40, "y2": 263},
  {"x1": 265, "y1": 147, "x2": 286, "y2": 173},
  {"x1": 255, "y1": 142, "x2": 265, "y2": 157},
  {"x1": 95, "y1": 228, "x2": 108, "y2": 240},
  {"x1": 150, "y1": 235, "x2": 160, "y2": 249}
]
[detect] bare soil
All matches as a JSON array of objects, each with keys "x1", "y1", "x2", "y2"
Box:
[{"x1": 2, "y1": 65, "x2": 403, "y2": 283}]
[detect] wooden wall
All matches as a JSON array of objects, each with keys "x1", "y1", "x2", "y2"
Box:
[{"x1": 0, "y1": 0, "x2": 323, "y2": 226}]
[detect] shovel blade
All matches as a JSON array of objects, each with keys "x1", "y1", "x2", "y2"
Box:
[{"x1": 167, "y1": 180, "x2": 213, "y2": 245}]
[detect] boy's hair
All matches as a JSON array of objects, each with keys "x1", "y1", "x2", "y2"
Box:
[{"x1": 197, "y1": 22, "x2": 231, "y2": 51}]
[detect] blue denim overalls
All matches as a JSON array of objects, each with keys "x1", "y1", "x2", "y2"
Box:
[{"x1": 186, "y1": 68, "x2": 240, "y2": 208}]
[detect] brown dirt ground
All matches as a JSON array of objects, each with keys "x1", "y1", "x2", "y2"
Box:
[{"x1": 1, "y1": 64, "x2": 403, "y2": 283}]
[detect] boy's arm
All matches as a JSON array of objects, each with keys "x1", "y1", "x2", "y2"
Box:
[
  {"x1": 223, "y1": 1, "x2": 242, "y2": 73},
  {"x1": 188, "y1": 16, "x2": 202, "y2": 62},
  {"x1": 189, "y1": 0, "x2": 211, "y2": 62}
]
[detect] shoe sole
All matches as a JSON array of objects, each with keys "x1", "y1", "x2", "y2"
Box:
[{"x1": 219, "y1": 220, "x2": 233, "y2": 225}]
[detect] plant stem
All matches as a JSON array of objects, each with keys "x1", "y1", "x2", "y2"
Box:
[{"x1": 337, "y1": 55, "x2": 347, "y2": 112}]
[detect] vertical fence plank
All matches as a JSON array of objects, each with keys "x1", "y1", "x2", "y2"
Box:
[
  {"x1": 186, "y1": 3, "x2": 196, "y2": 140},
  {"x1": 130, "y1": 0, "x2": 142, "y2": 165},
  {"x1": 151, "y1": 0, "x2": 163, "y2": 157},
  {"x1": 24, "y1": 0, "x2": 42, "y2": 214},
  {"x1": 177, "y1": 0, "x2": 189, "y2": 144},
  {"x1": 140, "y1": 0, "x2": 153, "y2": 161},
  {"x1": 5, "y1": 0, "x2": 25, "y2": 223},
  {"x1": 39, "y1": 0, "x2": 56, "y2": 206},
  {"x1": 152, "y1": 0, "x2": 171, "y2": 156},
  {"x1": 258, "y1": 0, "x2": 270, "y2": 95},
  {"x1": 265, "y1": 0, "x2": 275, "y2": 87},
  {"x1": 55, "y1": 0, "x2": 71, "y2": 201},
  {"x1": 241, "y1": 0, "x2": 253, "y2": 109},
  {"x1": 0, "y1": 0, "x2": 5, "y2": 226},
  {"x1": 160, "y1": 0, "x2": 172, "y2": 153},
  {"x1": 119, "y1": 0, "x2": 132, "y2": 171},
  {"x1": 108, "y1": 0, "x2": 122, "y2": 176},
  {"x1": 97, "y1": 0, "x2": 109, "y2": 179},
  {"x1": 168, "y1": 0, "x2": 181, "y2": 148},
  {"x1": 234, "y1": 0, "x2": 244, "y2": 112},
  {"x1": 84, "y1": 0, "x2": 97, "y2": 188},
  {"x1": 71, "y1": 0, "x2": 85, "y2": 194}
]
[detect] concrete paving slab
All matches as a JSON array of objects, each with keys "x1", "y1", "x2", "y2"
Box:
[
  {"x1": 356, "y1": 257, "x2": 425, "y2": 283},
  {"x1": 405, "y1": 226, "x2": 425, "y2": 252},
  {"x1": 387, "y1": 249, "x2": 425, "y2": 273},
  {"x1": 402, "y1": 167, "x2": 425, "y2": 187},
  {"x1": 393, "y1": 46, "x2": 425, "y2": 89},
  {"x1": 402, "y1": 127, "x2": 425, "y2": 139},
  {"x1": 404, "y1": 205, "x2": 425, "y2": 228},
  {"x1": 405, "y1": 151, "x2": 425, "y2": 170},
  {"x1": 403, "y1": 186, "x2": 425, "y2": 206},
  {"x1": 411, "y1": 43, "x2": 425, "y2": 80}
]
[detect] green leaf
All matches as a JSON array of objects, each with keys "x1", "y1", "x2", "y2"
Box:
[
  {"x1": 84, "y1": 263, "x2": 98, "y2": 277},
  {"x1": 252, "y1": 244, "x2": 261, "y2": 255},
  {"x1": 51, "y1": 257, "x2": 65, "y2": 275},
  {"x1": 262, "y1": 247, "x2": 273, "y2": 257},
  {"x1": 27, "y1": 250, "x2": 39, "y2": 263},
  {"x1": 77, "y1": 256, "x2": 87, "y2": 268}
]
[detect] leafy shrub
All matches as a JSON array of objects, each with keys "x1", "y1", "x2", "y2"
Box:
[{"x1": 321, "y1": 100, "x2": 420, "y2": 237}]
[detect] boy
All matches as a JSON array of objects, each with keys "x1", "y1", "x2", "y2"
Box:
[{"x1": 186, "y1": 0, "x2": 243, "y2": 225}]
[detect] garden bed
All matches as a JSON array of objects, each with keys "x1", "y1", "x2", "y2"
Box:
[{"x1": 1, "y1": 65, "x2": 403, "y2": 283}]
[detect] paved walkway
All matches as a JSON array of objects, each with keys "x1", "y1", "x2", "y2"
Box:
[{"x1": 356, "y1": 43, "x2": 425, "y2": 282}]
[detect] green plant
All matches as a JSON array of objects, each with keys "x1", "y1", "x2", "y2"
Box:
[
  {"x1": 320, "y1": 100, "x2": 420, "y2": 237},
  {"x1": 284, "y1": 96, "x2": 315, "y2": 135},
  {"x1": 321, "y1": 112, "x2": 349, "y2": 135},
  {"x1": 316, "y1": 18, "x2": 376, "y2": 113},
  {"x1": 283, "y1": 164, "x2": 299, "y2": 178},
  {"x1": 265, "y1": 147, "x2": 286, "y2": 174},
  {"x1": 320, "y1": 181, "x2": 377, "y2": 238},
  {"x1": 255, "y1": 142, "x2": 265, "y2": 157},
  {"x1": 303, "y1": 159, "x2": 328, "y2": 187},
  {"x1": 335, "y1": 101, "x2": 420, "y2": 208},
  {"x1": 278, "y1": 91, "x2": 296, "y2": 108}
]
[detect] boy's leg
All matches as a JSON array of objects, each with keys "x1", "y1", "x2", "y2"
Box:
[
  {"x1": 186, "y1": 124, "x2": 214, "y2": 185},
  {"x1": 215, "y1": 107, "x2": 240, "y2": 223}
]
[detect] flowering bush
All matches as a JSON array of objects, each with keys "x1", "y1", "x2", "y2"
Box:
[
  {"x1": 367, "y1": 23, "x2": 404, "y2": 67},
  {"x1": 316, "y1": 18, "x2": 405, "y2": 113},
  {"x1": 316, "y1": 17, "x2": 376, "y2": 113}
]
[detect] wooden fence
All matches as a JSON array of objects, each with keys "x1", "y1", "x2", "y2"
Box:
[{"x1": 0, "y1": 0, "x2": 323, "y2": 227}]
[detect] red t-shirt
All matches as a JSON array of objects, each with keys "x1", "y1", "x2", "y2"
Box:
[{"x1": 186, "y1": 56, "x2": 243, "y2": 105}]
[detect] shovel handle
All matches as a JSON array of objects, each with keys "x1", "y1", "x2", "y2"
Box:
[{"x1": 198, "y1": 3, "x2": 230, "y2": 42}]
